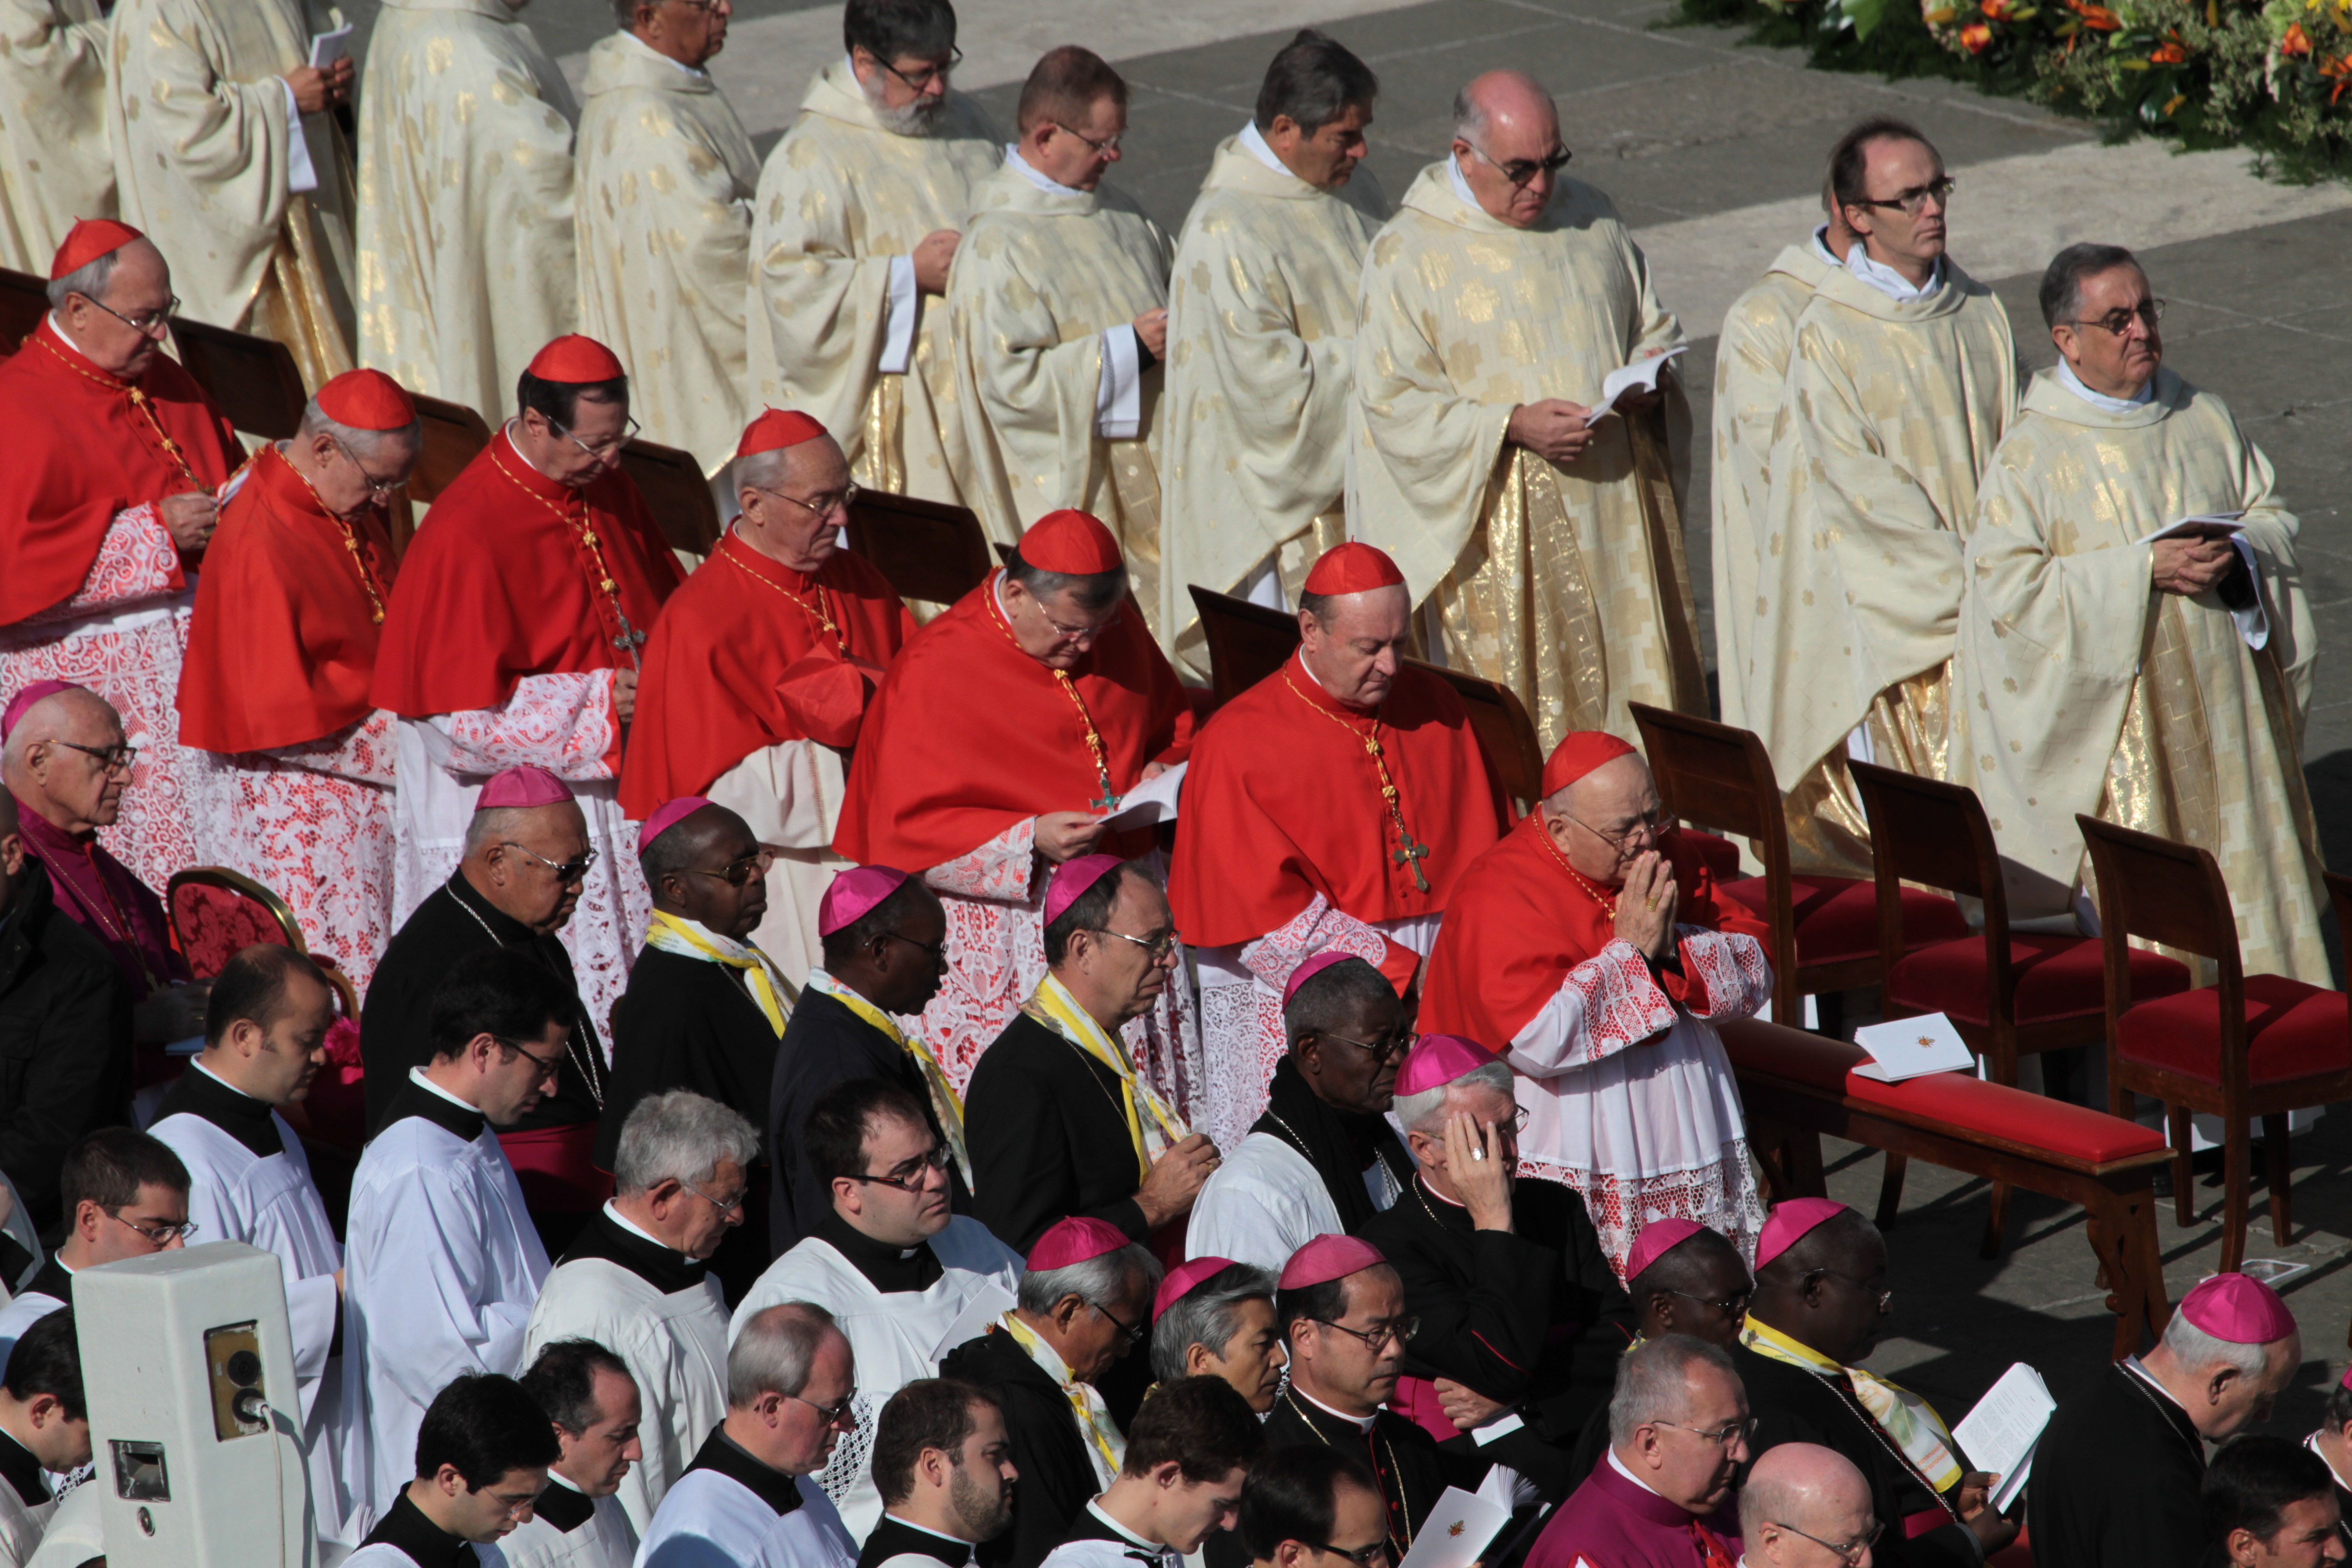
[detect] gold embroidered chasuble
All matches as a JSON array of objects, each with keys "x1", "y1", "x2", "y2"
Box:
[
  {"x1": 575, "y1": 29, "x2": 758, "y2": 475},
  {"x1": 1346, "y1": 162, "x2": 1700, "y2": 753},
  {"x1": 1710, "y1": 241, "x2": 1835, "y2": 733},
  {"x1": 106, "y1": 0, "x2": 357, "y2": 390},
  {"x1": 1157, "y1": 134, "x2": 1386, "y2": 677},
  {"x1": 1954, "y1": 366, "x2": 2326, "y2": 982},
  {"x1": 0, "y1": 0, "x2": 114, "y2": 272},
  {"x1": 747, "y1": 61, "x2": 999, "y2": 503},
  {"x1": 944, "y1": 160, "x2": 1174, "y2": 627},
  {"x1": 354, "y1": 0, "x2": 578, "y2": 421},
  {"x1": 1746, "y1": 260, "x2": 2018, "y2": 877}
]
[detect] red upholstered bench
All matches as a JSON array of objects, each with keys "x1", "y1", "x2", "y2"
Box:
[
  {"x1": 1720, "y1": 873, "x2": 1969, "y2": 969},
  {"x1": 1720, "y1": 1016, "x2": 2173, "y2": 1358}
]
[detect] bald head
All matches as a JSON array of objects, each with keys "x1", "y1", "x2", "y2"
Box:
[
  {"x1": 1542, "y1": 750, "x2": 1663, "y2": 884},
  {"x1": 1455, "y1": 70, "x2": 1556, "y2": 142},
  {"x1": 3, "y1": 687, "x2": 131, "y2": 834},
  {"x1": 1739, "y1": 1443, "x2": 1874, "y2": 1563},
  {"x1": 1450, "y1": 71, "x2": 1564, "y2": 229}
]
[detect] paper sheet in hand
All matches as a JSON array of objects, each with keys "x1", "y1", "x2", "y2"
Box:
[
  {"x1": 308, "y1": 23, "x2": 352, "y2": 66},
  {"x1": 930, "y1": 1284, "x2": 1016, "y2": 1361},
  {"x1": 1584, "y1": 347, "x2": 1687, "y2": 426},
  {"x1": 1852, "y1": 1013, "x2": 1975, "y2": 1083},
  {"x1": 2135, "y1": 511, "x2": 2245, "y2": 544},
  {"x1": 1395, "y1": 1487, "x2": 1509, "y2": 1568},
  {"x1": 1096, "y1": 762, "x2": 1186, "y2": 831},
  {"x1": 1951, "y1": 1362, "x2": 2054, "y2": 1514}
]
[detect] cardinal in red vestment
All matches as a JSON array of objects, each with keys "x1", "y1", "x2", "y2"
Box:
[
  {"x1": 1166, "y1": 541, "x2": 1508, "y2": 1151},
  {"x1": 1419, "y1": 732, "x2": 1773, "y2": 1277},
  {"x1": 0, "y1": 220, "x2": 246, "y2": 896},
  {"x1": 620, "y1": 409, "x2": 915, "y2": 985},
  {"x1": 834, "y1": 509, "x2": 1200, "y2": 1102},
  {"x1": 177, "y1": 368, "x2": 416, "y2": 990},
  {"x1": 370, "y1": 333, "x2": 683, "y2": 1044}
]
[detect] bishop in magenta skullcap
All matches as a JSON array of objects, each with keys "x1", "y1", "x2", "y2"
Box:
[
  {"x1": 1020, "y1": 510, "x2": 1123, "y2": 575},
  {"x1": 316, "y1": 368, "x2": 418, "y2": 431},
  {"x1": 1754, "y1": 1197, "x2": 1851, "y2": 1271},
  {"x1": 527, "y1": 333, "x2": 626, "y2": 384},
  {"x1": 1282, "y1": 951, "x2": 1362, "y2": 1008},
  {"x1": 1302, "y1": 542, "x2": 1406, "y2": 597},
  {"x1": 1, "y1": 680, "x2": 83, "y2": 741},
  {"x1": 1044, "y1": 854, "x2": 1124, "y2": 927},
  {"x1": 49, "y1": 218, "x2": 145, "y2": 280},
  {"x1": 1540, "y1": 730, "x2": 1640, "y2": 799},
  {"x1": 1027, "y1": 1215, "x2": 1133, "y2": 1273},
  {"x1": 475, "y1": 764, "x2": 575, "y2": 811},
  {"x1": 1153, "y1": 1255, "x2": 1240, "y2": 1323},
  {"x1": 1394, "y1": 1034, "x2": 1496, "y2": 1098},
  {"x1": 1623, "y1": 1218, "x2": 1706, "y2": 1283},
  {"x1": 635, "y1": 796, "x2": 711, "y2": 856},
  {"x1": 2179, "y1": 1273, "x2": 2297, "y2": 1344},
  {"x1": 1278, "y1": 1234, "x2": 1387, "y2": 1291},
  {"x1": 818, "y1": 865, "x2": 911, "y2": 936}
]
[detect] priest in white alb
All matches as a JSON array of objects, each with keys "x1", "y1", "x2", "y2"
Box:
[
  {"x1": 1955, "y1": 242, "x2": 2326, "y2": 982},
  {"x1": 0, "y1": 0, "x2": 113, "y2": 274},
  {"x1": 946, "y1": 46, "x2": 1173, "y2": 616},
  {"x1": 747, "y1": 0, "x2": 998, "y2": 504},
  {"x1": 104, "y1": 0, "x2": 358, "y2": 388},
  {"x1": 354, "y1": 0, "x2": 579, "y2": 420},
  {"x1": 1157, "y1": 29, "x2": 1383, "y2": 676},
  {"x1": 1745, "y1": 118, "x2": 2018, "y2": 876},
  {"x1": 575, "y1": 0, "x2": 758, "y2": 474},
  {"x1": 731, "y1": 1078, "x2": 1021, "y2": 1540},
  {"x1": 1348, "y1": 69, "x2": 1699, "y2": 752}
]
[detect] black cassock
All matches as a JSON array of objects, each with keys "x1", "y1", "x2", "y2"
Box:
[
  {"x1": 2026, "y1": 1360, "x2": 2205, "y2": 1568},
  {"x1": 962, "y1": 1011, "x2": 1152, "y2": 1253},
  {"x1": 938, "y1": 1326, "x2": 1105, "y2": 1568},
  {"x1": 1261, "y1": 1390, "x2": 1472, "y2": 1563},
  {"x1": 857, "y1": 1512, "x2": 978, "y2": 1568}
]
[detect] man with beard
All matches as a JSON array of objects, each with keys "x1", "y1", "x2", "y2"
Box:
[{"x1": 862, "y1": 1380, "x2": 1021, "y2": 1568}]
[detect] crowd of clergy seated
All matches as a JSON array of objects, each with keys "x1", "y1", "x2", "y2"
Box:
[{"x1": 0, "y1": 0, "x2": 2333, "y2": 1559}]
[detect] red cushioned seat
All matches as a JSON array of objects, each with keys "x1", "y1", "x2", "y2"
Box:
[
  {"x1": 1887, "y1": 933, "x2": 2192, "y2": 1026},
  {"x1": 1683, "y1": 829, "x2": 1742, "y2": 884},
  {"x1": 2116, "y1": 975, "x2": 2352, "y2": 1087},
  {"x1": 1719, "y1": 874, "x2": 1969, "y2": 967}
]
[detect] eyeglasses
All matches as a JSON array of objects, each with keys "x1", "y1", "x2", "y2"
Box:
[
  {"x1": 108, "y1": 1210, "x2": 198, "y2": 1246},
  {"x1": 503, "y1": 842, "x2": 598, "y2": 883},
  {"x1": 2067, "y1": 299, "x2": 2166, "y2": 336},
  {"x1": 331, "y1": 434, "x2": 409, "y2": 500},
  {"x1": 1317, "y1": 1029, "x2": 1412, "y2": 1065},
  {"x1": 1026, "y1": 596, "x2": 1121, "y2": 646},
  {"x1": 1050, "y1": 121, "x2": 1122, "y2": 156},
  {"x1": 80, "y1": 291, "x2": 180, "y2": 336},
  {"x1": 1310, "y1": 1317, "x2": 1418, "y2": 1352},
  {"x1": 549, "y1": 412, "x2": 642, "y2": 461},
  {"x1": 871, "y1": 44, "x2": 961, "y2": 90},
  {"x1": 1308, "y1": 1543, "x2": 1392, "y2": 1568},
  {"x1": 1849, "y1": 175, "x2": 1956, "y2": 215},
  {"x1": 1093, "y1": 927, "x2": 1182, "y2": 962},
  {"x1": 679, "y1": 1177, "x2": 748, "y2": 1214},
  {"x1": 686, "y1": 851, "x2": 774, "y2": 888},
  {"x1": 498, "y1": 1037, "x2": 568, "y2": 1082},
  {"x1": 1091, "y1": 1300, "x2": 1149, "y2": 1346},
  {"x1": 1774, "y1": 1519, "x2": 1884, "y2": 1564},
  {"x1": 1807, "y1": 1269, "x2": 1893, "y2": 1309},
  {"x1": 59, "y1": 740, "x2": 139, "y2": 774},
  {"x1": 1652, "y1": 1416, "x2": 1757, "y2": 1448},
  {"x1": 752, "y1": 482, "x2": 861, "y2": 520},
  {"x1": 789, "y1": 1391, "x2": 860, "y2": 1427},
  {"x1": 1562, "y1": 806, "x2": 1675, "y2": 857},
  {"x1": 849, "y1": 1144, "x2": 951, "y2": 1192},
  {"x1": 882, "y1": 929, "x2": 946, "y2": 961},
  {"x1": 1460, "y1": 139, "x2": 1572, "y2": 186},
  {"x1": 1663, "y1": 1286, "x2": 1754, "y2": 1318}
]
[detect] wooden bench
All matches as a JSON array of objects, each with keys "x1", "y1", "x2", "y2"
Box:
[
  {"x1": 387, "y1": 394, "x2": 494, "y2": 556},
  {"x1": 0, "y1": 267, "x2": 44, "y2": 355},
  {"x1": 617, "y1": 436, "x2": 722, "y2": 560},
  {"x1": 845, "y1": 490, "x2": 993, "y2": 607},
  {"x1": 1187, "y1": 585, "x2": 1298, "y2": 707},
  {"x1": 167, "y1": 314, "x2": 309, "y2": 439},
  {"x1": 1722, "y1": 1014, "x2": 2173, "y2": 1358}
]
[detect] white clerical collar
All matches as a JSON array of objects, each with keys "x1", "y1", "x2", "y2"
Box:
[
  {"x1": 805, "y1": 967, "x2": 880, "y2": 1009},
  {"x1": 1085, "y1": 1500, "x2": 1160, "y2": 1548},
  {"x1": 408, "y1": 1065, "x2": 485, "y2": 1115},
  {"x1": 44, "y1": 311, "x2": 92, "y2": 360},
  {"x1": 2308, "y1": 1434, "x2": 2352, "y2": 1494},
  {"x1": 547, "y1": 1471, "x2": 589, "y2": 1497},
  {"x1": 502, "y1": 422, "x2": 566, "y2": 483},
  {"x1": 2123, "y1": 1355, "x2": 2189, "y2": 1413},
  {"x1": 191, "y1": 1059, "x2": 264, "y2": 1104},
  {"x1": 1005, "y1": 146, "x2": 1086, "y2": 197},
  {"x1": 1446, "y1": 152, "x2": 1480, "y2": 209},
  {"x1": 601, "y1": 1200, "x2": 690, "y2": 1257},
  {"x1": 1417, "y1": 1173, "x2": 1466, "y2": 1209},
  {"x1": 621, "y1": 26, "x2": 707, "y2": 78},
  {"x1": 1606, "y1": 1446, "x2": 1669, "y2": 1499},
  {"x1": 1845, "y1": 245, "x2": 1941, "y2": 301},
  {"x1": 1238, "y1": 120, "x2": 1293, "y2": 178},
  {"x1": 1809, "y1": 224, "x2": 1842, "y2": 269},
  {"x1": 1294, "y1": 1387, "x2": 1377, "y2": 1433},
  {"x1": 2055, "y1": 357, "x2": 2152, "y2": 412},
  {"x1": 885, "y1": 1514, "x2": 978, "y2": 1547}
]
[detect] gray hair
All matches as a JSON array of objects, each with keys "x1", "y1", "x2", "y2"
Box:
[
  {"x1": 1450, "y1": 85, "x2": 1486, "y2": 145},
  {"x1": 45, "y1": 250, "x2": 120, "y2": 311},
  {"x1": 1608, "y1": 1333, "x2": 1739, "y2": 1447},
  {"x1": 728, "y1": 1302, "x2": 841, "y2": 1407},
  {"x1": 2160, "y1": 1303, "x2": 2272, "y2": 1375},
  {"x1": 297, "y1": 397, "x2": 422, "y2": 461},
  {"x1": 614, "y1": 1089, "x2": 762, "y2": 1196},
  {"x1": 464, "y1": 805, "x2": 533, "y2": 856},
  {"x1": 732, "y1": 445, "x2": 793, "y2": 497},
  {"x1": 2038, "y1": 241, "x2": 2142, "y2": 330},
  {"x1": 1018, "y1": 1243, "x2": 1163, "y2": 1317},
  {"x1": 1392, "y1": 1058, "x2": 1514, "y2": 1137},
  {"x1": 1150, "y1": 1264, "x2": 1277, "y2": 1384}
]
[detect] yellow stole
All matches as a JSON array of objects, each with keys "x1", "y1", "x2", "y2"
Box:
[
  {"x1": 804, "y1": 969, "x2": 972, "y2": 1191},
  {"x1": 1021, "y1": 974, "x2": 1187, "y2": 1183},
  {"x1": 1000, "y1": 1311, "x2": 1125, "y2": 1485},
  {"x1": 1742, "y1": 1319, "x2": 1963, "y2": 1491},
  {"x1": 644, "y1": 911, "x2": 793, "y2": 1035}
]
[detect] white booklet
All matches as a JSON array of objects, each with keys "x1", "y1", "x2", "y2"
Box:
[
  {"x1": 1951, "y1": 1362, "x2": 2056, "y2": 1514},
  {"x1": 1584, "y1": 347, "x2": 1687, "y2": 426},
  {"x1": 929, "y1": 1284, "x2": 1016, "y2": 1361},
  {"x1": 1096, "y1": 760, "x2": 1186, "y2": 831},
  {"x1": 1852, "y1": 1013, "x2": 1975, "y2": 1083},
  {"x1": 2134, "y1": 510, "x2": 2244, "y2": 544},
  {"x1": 1394, "y1": 1486, "x2": 1510, "y2": 1568},
  {"x1": 308, "y1": 24, "x2": 353, "y2": 68}
]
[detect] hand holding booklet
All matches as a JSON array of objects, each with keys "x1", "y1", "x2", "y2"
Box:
[
  {"x1": 2135, "y1": 510, "x2": 2244, "y2": 544},
  {"x1": 1951, "y1": 1362, "x2": 2055, "y2": 1514},
  {"x1": 1094, "y1": 761, "x2": 1186, "y2": 831},
  {"x1": 1394, "y1": 1487, "x2": 1509, "y2": 1568},
  {"x1": 1584, "y1": 347, "x2": 1687, "y2": 426}
]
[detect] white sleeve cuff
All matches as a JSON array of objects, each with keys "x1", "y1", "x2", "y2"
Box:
[
  {"x1": 281, "y1": 78, "x2": 319, "y2": 195},
  {"x1": 1095, "y1": 325, "x2": 1142, "y2": 441},
  {"x1": 879, "y1": 255, "x2": 918, "y2": 376}
]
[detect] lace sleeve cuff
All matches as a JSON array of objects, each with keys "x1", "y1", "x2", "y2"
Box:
[
  {"x1": 32, "y1": 504, "x2": 185, "y2": 620},
  {"x1": 1236, "y1": 895, "x2": 1393, "y2": 993},
  {"x1": 1661, "y1": 929, "x2": 1773, "y2": 1020},
  {"x1": 923, "y1": 818, "x2": 1038, "y2": 902},
  {"x1": 256, "y1": 709, "x2": 397, "y2": 785},
  {"x1": 1504, "y1": 940, "x2": 1678, "y2": 1077},
  {"x1": 432, "y1": 672, "x2": 620, "y2": 780}
]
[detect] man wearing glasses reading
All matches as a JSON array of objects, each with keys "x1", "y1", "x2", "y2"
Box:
[
  {"x1": 0, "y1": 1128, "x2": 190, "y2": 1372},
  {"x1": 1744, "y1": 116, "x2": 2017, "y2": 881},
  {"x1": 1736, "y1": 1443, "x2": 1881, "y2": 1568}
]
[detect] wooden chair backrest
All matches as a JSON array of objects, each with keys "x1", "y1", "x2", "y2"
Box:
[
  {"x1": 1627, "y1": 702, "x2": 1783, "y2": 847},
  {"x1": 844, "y1": 491, "x2": 993, "y2": 606},
  {"x1": 165, "y1": 867, "x2": 306, "y2": 980},
  {"x1": 1846, "y1": 761, "x2": 2003, "y2": 910},
  {"x1": 617, "y1": 437, "x2": 722, "y2": 557},
  {"x1": 166, "y1": 316, "x2": 308, "y2": 439},
  {"x1": 387, "y1": 394, "x2": 493, "y2": 555},
  {"x1": 1187, "y1": 586, "x2": 1301, "y2": 707},
  {"x1": 1406, "y1": 659, "x2": 1543, "y2": 818},
  {"x1": 0, "y1": 268, "x2": 44, "y2": 355},
  {"x1": 2075, "y1": 816, "x2": 2241, "y2": 969}
]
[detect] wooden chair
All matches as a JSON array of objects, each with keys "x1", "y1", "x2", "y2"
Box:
[
  {"x1": 1627, "y1": 702, "x2": 1967, "y2": 1029},
  {"x1": 845, "y1": 491, "x2": 993, "y2": 606},
  {"x1": 616, "y1": 437, "x2": 722, "y2": 558},
  {"x1": 1848, "y1": 761, "x2": 2190, "y2": 1246},
  {"x1": 386, "y1": 394, "x2": 494, "y2": 555},
  {"x1": 0, "y1": 268, "x2": 45, "y2": 355},
  {"x1": 166, "y1": 315, "x2": 308, "y2": 439},
  {"x1": 2077, "y1": 819, "x2": 2352, "y2": 1273},
  {"x1": 1186, "y1": 586, "x2": 1301, "y2": 707},
  {"x1": 1404, "y1": 659, "x2": 1544, "y2": 819},
  {"x1": 163, "y1": 867, "x2": 362, "y2": 1021}
]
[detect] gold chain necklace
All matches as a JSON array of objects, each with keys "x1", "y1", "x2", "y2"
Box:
[
  {"x1": 265, "y1": 445, "x2": 387, "y2": 624},
  {"x1": 988, "y1": 575, "x2": 1115, "y2": 812},
  {"x1": 1535, "y1": 821, "x2": 1619, "y2": 917},
  {"x1": 36, "y1": 333, "x2": 202, "y2": 491},
  {"x1": 721, "y1": 534, "x2": 847, "y2": 656},
  {"x1": 1283, "y1": 671, "x2": 1431, "y2": 892},
  {"x1": 1280, "y1": 1392, "x2": 1417, "y2": 1551},
  {"x1": 488, "y1": 440, "x2": 647, "y2": 668}
]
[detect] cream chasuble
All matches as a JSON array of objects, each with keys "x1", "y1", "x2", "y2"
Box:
[
  {"x1": 575, "y1": 29, "x2": 757, "y2": 475},
  {"x1": 945, "y1": 159, "x2": 1174, "y2": 626},
  {"x1": 106, "y1": 0, "x2": 357, "y2": 390},
  {"x1": 1710, "y1": 240, "x2": 1835, "y2": 733},
  {"x1": 0, "y1": 0, "x2": 113, "y2": 273},
  {"x1": 1746, "y1": 261, "x2": 2017, "y2": 877},
  {"x1": 748, "y1": 60, "x2": 999, "y2": 502},
  {"x1": 355, "y1": 0, "x2": 578, "y2": 421},
  {"x1": 1347, "y1": 162, "x2": 1700, "y2": 752},
  {"x1": 1954, "y1": 367, "x2": 2326, "y2": 982},
  {"x1": 1158, "y1": 132, "x2": 1385, "y2": 678}
]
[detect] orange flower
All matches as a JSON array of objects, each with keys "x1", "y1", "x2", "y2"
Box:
[
  {"x1": 2150, "y1": 39, "x2": 2187, "y2": 59},
  {"x1": 2279, "y1": 20, "x2": 2313, "y2": 52},
  {"x1": 1960, "y1": 19, "x2": 1994, "y2": 45},
  {"x1": 2067, "y1": 0, "x2": 2123, "y2": 27},
  {"x1": 1981, "y1": 0, "x2": 2014, "y2": 20},
  {"x1": 2323, "y1": 51, "x2": 2352, "y2": 100}
]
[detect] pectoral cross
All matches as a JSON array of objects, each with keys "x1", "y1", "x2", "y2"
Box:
[
  {"x1": 612, "y1": 607, "x2": 647, "y2": 672},
  {"x1": 1092, "y1": 770, "x2": 1118, "y2": 813},
  {"x1": 1392, "y1": 833, "x2": 1431, "y2": 893}
]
